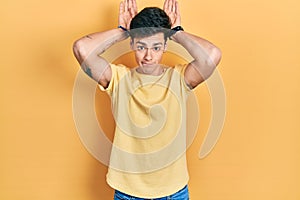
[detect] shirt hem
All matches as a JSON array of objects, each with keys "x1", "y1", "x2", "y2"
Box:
[{"x1": 107, "y1": 176, "x2": 189, "y2": 199}]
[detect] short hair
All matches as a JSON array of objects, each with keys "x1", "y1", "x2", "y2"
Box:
[{"x1": 129, "y1": 7, "x2": 171, "y2": 40}]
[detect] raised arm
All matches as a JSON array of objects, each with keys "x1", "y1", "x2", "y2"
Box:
[
  {"x1": 72, "y1": 0, "x2": 137, "y2": 88},
  {"x1": 163, "y1": 0, "x2": 222, "y2": 89}
]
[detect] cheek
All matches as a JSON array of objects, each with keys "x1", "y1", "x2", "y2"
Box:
[
  {"x1": 134, "y1": 52, "x2": 143, "y2": 63},
  {"x1": 155, "y1": 53, "x2": 164, "y2": 62}
]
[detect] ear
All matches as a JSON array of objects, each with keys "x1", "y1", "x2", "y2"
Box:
[{"x1": 163, "y1": 42, "x2": 167, "y2": 52}]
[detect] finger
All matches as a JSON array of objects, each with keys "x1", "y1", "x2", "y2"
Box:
[
  {"x1": 169, "y1": 0, "x2": 173, "y2": 12},
  {"x1": 128, "y1": 0, "x2": 136, "y2": 16},
  {"x1": 128, "y1": 0, "x2": 133, "y2": 16},
  {"x1": 119, "y1": 1, "x2": 124, "y2": 13},
  {"x1": 128, "y1": 0, "x2": 132, "y2": 10},
  {"x1": 124, "y1": 0, "x2": 128, "y2": 12},
  {"x1": 163, "y1": 0, "x2": 168, "y2": 11},
  {"x1": 171, "y1": 0, "x2": 176, "y2": 12},
  {"x1": 129, "y1": 7, "x2": 135, "y2": 17},
  {"x1": 175, "y1": 0, "x2": 180, "y2": 15},
  {"x1": 132, "y1": 0, "x2": 138, "y2": 14},
  {"x1": 164, "y1": 0, "x2": 171, "y2": 12},
  {"x1": 175, "y1": 1, "x2": 181, "y2": 25}
]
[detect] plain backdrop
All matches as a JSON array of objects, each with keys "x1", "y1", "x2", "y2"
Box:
[{"x1": 1, "y1": 0, "x2": 300, "y2": 199}]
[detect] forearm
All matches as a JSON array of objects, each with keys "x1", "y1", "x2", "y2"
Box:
[
  {"x1": 73, "y1": 28, "x2": 128, "y2": 81},
  {"x1": 73, "y1": 28, "x2": 128, "y2": 63},
  {"x1": 171, "y1": 31, "x2": 222, "y2": 78}
]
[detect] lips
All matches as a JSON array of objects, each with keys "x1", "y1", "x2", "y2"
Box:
[
  {"x1": 141, "y1": 62, "x2": 157, "y2": 67},
  {"x1": 141, "y1": 62, "x2": 152, "y2": 65}
]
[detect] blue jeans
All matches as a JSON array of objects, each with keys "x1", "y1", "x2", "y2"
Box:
[{"x1": 114, "y1": 185, "x2": 189, "y2": 200}]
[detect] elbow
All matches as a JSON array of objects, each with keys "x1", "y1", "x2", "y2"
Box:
[
  {"x1": 202, "y1": 47, "x2": 222, "y2": 79},
  {"x1": 72, "y1": 39, "x2": 86, "y2": 64},
  {"x1": 210, "y1": 47, "x2": 222, "y2": 68},
  {"x1": 203, "y1": 47, "x2": 222, "y2": 76}
]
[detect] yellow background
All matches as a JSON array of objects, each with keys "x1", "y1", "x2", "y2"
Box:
[{"x1": 1, "y1": 0, "x2": 300, "y2": 199}]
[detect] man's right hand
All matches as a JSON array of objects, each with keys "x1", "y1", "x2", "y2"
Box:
[
  {"x1": 119, "y1": 0, "x2": 138, "y2": 29},
  {"x1": 163, "y1": 0, "x2": 181, "y2": 28}
]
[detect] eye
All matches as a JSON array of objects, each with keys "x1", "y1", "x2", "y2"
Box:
[
  {"x1": 136, "y1": 46, "x2": 145, "y2": 51},
  {"x1": 153, "y1": 46, "x2": 162, "y2": 52}
]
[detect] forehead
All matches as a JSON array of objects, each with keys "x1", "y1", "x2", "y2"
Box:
[{"x1": 132, "y1": 32, "x2": 165, "y2": 45}]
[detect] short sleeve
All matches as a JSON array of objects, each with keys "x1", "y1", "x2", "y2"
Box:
[
  {"x1": 98, "y1": 64, "x2": 129, "y2": 96},
  {"x1": 174, "y1": 64, "x2": 192, "y2": 92}
]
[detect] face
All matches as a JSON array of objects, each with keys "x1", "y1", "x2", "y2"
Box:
[{"x1": 131, "y1": 32, "x2": 167, "y2": 72}]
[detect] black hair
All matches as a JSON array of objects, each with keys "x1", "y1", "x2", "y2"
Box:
[{"x1": 129, "y1": 7, "x2": 171, "y2": 40}]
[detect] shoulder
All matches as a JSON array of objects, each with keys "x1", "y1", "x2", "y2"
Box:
[
  {"x1": 171, "y1": 64, "x2": 193, "y2": 91},
  {"x1": 173, "y1": 64, "x2": 188, "y2": 74},
  {"x1": 110, "y1": 63, "x2": 129, "y2": 72},
  {"x1": 108, "y1": 63, "x2": 130, "y2": 79},
  {"x1": 99, "y1": 63, "x2": 130, "y2": 92}
]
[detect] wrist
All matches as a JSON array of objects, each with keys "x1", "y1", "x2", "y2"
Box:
[
  {"x1": 118, "y1": 25, "x2": 128, "y2": 32},
  {"x1": 172, "y1": 26, "x2": 184, "y2": 31},
  {"x1": 117, "y1": 25, "x2": 130, "y2": 38},
  {"x1": 169, "y1": 26, "x2": 184, "y2": 40}
]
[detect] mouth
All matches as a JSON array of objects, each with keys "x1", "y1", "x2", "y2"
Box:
[{"x1": 141, "y1": 62, "x2": 157, "y2": 67}]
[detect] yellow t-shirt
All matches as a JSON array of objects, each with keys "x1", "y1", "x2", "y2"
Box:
[{"x1": 99, "y1": 64, "x2": 191, "y2": 198}]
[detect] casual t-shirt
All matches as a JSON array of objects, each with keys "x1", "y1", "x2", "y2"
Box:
[{"x1": 99, "y1": 63, "x2": 191, "y2": 198}]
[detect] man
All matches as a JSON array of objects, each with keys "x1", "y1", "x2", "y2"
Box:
[{"x1": 73, "y1": 0, "x2": 221, "y2": 199}]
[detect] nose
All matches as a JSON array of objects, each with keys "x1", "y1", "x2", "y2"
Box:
[{"x1": 144, "y1": 48, "x2": 152, "y2": 61}]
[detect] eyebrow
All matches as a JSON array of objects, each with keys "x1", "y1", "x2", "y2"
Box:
[{"x1": 136, "y1": 41, "x2": 164, "y2": 46}]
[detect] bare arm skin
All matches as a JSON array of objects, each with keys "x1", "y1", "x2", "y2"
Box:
[
  {"x1": 164, "y1": 0, "x2": 222, "y2": 89},
  {"x1": 72, "y1": 0, "x2": 137, "y2": 88},
  {"x1": 73, "y1": 30, "x2": 128, "y2": 88},
  {"x1": 172, "y1": 31, "x2": 222, "y2": 88}
]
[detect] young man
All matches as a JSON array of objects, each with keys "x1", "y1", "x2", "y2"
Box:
[{"x1": 73, "y1": 0, "x2": 221, "y2": 199}]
